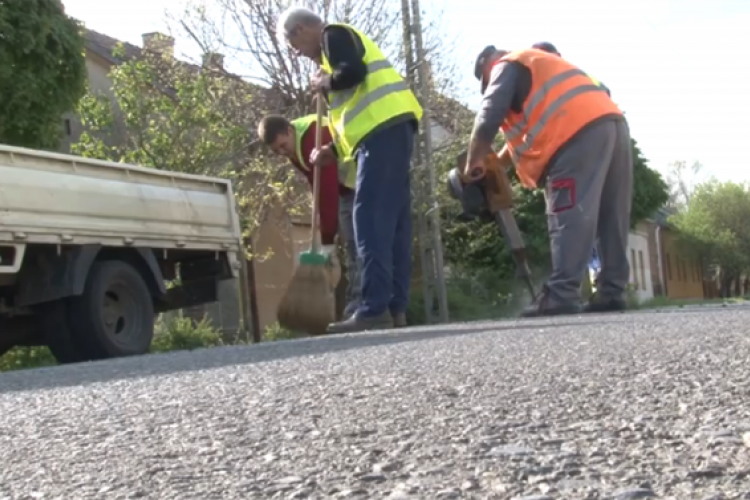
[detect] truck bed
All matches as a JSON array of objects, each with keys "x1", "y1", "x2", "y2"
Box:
[{"x1": 0, "y1": 145, "x2": 242, "y2": 251}]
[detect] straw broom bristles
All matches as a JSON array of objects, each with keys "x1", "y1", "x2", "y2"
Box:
[
  {"x1": 276, "y1": 253, "x2": 336, "y2": 335},
  {"x1": 275, "y1": 93, "x2": 337, "y2": 336}
]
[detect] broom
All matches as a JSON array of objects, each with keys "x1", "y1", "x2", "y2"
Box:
[{"x1": 276, "y1": 94, "x2": 336, "y2": 335}]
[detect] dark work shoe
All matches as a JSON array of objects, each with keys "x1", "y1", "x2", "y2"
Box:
[
  {"x1": 520, "y1": 285, "x2": 582, "y2": 318},
  {"x1": 583, "y1": 295, "x2": 627, "y2": 313},
  {"x1": 392, "y1": 312, "x2": 408, "y2": 328},
  {"x1": 327, "y1": 311, "x2": 394, "y2": 334}
]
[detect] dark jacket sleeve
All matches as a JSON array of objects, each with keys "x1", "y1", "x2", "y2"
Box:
[
  {"x1": 321, "y1": 25, "x2": 368, "y2": 91},
  {"x1": 472, "y1": 61, "x2": 523, "y2": 144}
]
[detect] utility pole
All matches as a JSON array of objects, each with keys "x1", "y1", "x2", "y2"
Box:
[{"x1": 400, "y1": 0, "x2": 449, "y2": 324}]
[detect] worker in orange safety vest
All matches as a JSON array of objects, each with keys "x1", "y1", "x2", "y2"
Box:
[
  {"x1": 465, "y1": 46, "x2": 633, "y2": 317},
  {"x1": 531, "y1": 41, "x2": 611, "y2": 294}
]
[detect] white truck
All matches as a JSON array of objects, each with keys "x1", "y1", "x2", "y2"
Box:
[{"x1": 0, "y1": 144, "x2": 244, "y2": 363}]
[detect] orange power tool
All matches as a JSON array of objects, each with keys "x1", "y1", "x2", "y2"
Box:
[{"x1": 446, "y1": 152, "x2": 537, "y2": 300}]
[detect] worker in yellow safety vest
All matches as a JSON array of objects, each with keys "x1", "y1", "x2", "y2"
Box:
[{"x1": 277, "y1": 6, "x2": 423, "y2": 333}]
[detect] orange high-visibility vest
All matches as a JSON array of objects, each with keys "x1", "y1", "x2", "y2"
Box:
[{"x1": 496, "y1": 49, "x2": 622, "y2": 188}]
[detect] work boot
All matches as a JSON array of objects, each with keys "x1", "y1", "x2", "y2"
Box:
[
  {"x1": 520, "y1": 285, "x2": 582, "y2": 318},
  {"x1": 583, "y1": 293, "x2": 627, "y2": 313},
  {"x1": 392, "y1": 312, "x2": 408, "y2": 328},
  {"x1": 327, "y1": 311, "x2": 394, "y2": 334}
]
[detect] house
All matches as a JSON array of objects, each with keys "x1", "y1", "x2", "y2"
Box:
[
  {"x1": 63, "y1": 27, "x2": 466, "y2": 336},
  {"x1": 641, "y1": 207, "x2": 704, "y2": 300}
]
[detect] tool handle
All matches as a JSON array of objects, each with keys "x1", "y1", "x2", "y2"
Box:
[{"x1": 310, "y1": 94, "x2": 324, "y2": 253}]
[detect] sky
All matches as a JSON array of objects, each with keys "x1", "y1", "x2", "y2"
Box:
[{"x1": 62, "y1": 0, "x2": 750, "y2": 183}]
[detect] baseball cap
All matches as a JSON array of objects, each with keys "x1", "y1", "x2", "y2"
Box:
[
  {"x1": 532, "y1": 41, "x2": 560, "y2": 55},
  {"x1": 474, "y1": 45, "x2": 498, "y2": 81}
]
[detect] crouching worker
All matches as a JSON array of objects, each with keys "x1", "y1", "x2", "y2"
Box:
[
  {"x1": 466, "y1": 46, "x2": 633, "y2": 317},
  {"x1": 258, "y1": 114, "x2": 361, "y2": 318}
]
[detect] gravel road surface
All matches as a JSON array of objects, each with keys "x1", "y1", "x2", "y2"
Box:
[{"x1": 1, "y1": 309, "x2": 750, "y2": 500}]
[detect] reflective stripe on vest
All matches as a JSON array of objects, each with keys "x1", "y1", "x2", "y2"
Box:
[
  {"x1": 290, "y1": 114, "x2": 356, "y2": 190},
  {"x1": 320, "y1": 23, "x2": 422, "y2": 161},
  {"x1": 503, "y1": 68, "x2": 606, "y2": 157},
  {"x1": 496, "y1": 49, "x2": 622, "y2": 188}
]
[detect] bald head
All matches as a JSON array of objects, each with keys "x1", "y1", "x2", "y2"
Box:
[{"x1": 277, "y1": 6, "x2": 325, "y2": 60}]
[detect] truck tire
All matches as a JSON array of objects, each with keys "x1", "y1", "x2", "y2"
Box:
[
  {"x1": 68, "y1": 260, "x2": 155, "y2": 360},
  {"x1": 40, "y1": 300, "x2": 90, "y2": 364}
]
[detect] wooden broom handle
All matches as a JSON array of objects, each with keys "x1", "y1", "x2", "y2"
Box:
[{"x1": 310, "y1": 93, "x2": 324, "y2": 253}]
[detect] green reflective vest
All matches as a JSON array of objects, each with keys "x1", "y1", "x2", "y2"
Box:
[
  {"x1": 320, "y1": 23, "x2": 423, "y2": 162},
  {"x1": 291, "y1": 114, "x2": 356, "y2": 189}
]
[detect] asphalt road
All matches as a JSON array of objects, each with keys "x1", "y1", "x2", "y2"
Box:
[{"x1": 1, "y1": 309, "x2": 750, "y2": 500}]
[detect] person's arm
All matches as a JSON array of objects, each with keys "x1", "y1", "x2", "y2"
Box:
[
  {"x1": 465, "y1": 61, "x2": 521, "y2": 174},
  {"x1": 302, "y1": 123, "x2": 340, "y2": 245},
  {"x1": 321, "y1": 25, "x2": 367, "y2": 91}
]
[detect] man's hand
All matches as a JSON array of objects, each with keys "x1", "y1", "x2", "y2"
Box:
[
  {"x1": 310, "y1": 144, "x2": 336, "y2": 167},
  {"x1": 463, "y1": 137, "x2": 494, "y2": 181},
  {"x1": 463, "y1": 156, "x2": 486, "y2": 181},
  {"x1": 310, "y1": 70, "x2": 331, "y2": 94}
]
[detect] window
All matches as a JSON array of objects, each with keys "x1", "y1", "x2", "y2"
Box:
[
  {"x1": 631, "y1": 249, "x2": 638, "y2": 289},
  {"x1": 666, "y1": 253, "x2": 672, "y2": 280},
  {"x1": 64, "y1": 119, "x2": 71, "y2": 136},
  {"x1": 638, "y1": 250, "x2": 646, "y2": 290}
]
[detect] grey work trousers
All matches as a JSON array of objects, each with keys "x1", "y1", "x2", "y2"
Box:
[
  {"x1": 338, "y1": 190, "x2": 361, "y2": 317},
  {"x1": 543, "y1": 117, "x2": 633, "y2": 306}
]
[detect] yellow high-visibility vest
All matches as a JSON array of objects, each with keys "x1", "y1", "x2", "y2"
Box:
[
  {"x1": 291, "y1": 114, "x2": 356, "y2": 189},
  {"x1": 320, "y1": 23, "x2": 422, "y2": 162}
]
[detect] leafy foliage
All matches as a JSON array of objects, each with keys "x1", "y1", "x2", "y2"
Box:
[
  {"x1": 631, "y1": 139, "x2": 669, "y2": 227},
  {"x1": 0, "y1": 0, "x2": 87, "y2": 149},
  {"x1": 72, "y1": 47, "x2": 302, "y2": 248},
  {"x1": 670, "y1": 180, "x2": 750, "y2": 274},
  {"x1": 151, "y1": 314, "x2": 224, "y2": 352}
]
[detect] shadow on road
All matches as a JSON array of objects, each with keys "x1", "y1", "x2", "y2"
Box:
[{"x1": 0, "y1": 313, "x2": 654, "y2": 394}]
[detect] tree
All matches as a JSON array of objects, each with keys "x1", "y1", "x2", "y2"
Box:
[
  {"x1": 171, "y1": 0, "x2": 460, "y2": 116},
  {"x1": 665, "y1": 160, "x2": 704, "y2": 209},
  {"x1": 72, "y1": 46, "x2": 298, "y2": 246},
  {"x1": 671, "y1": 180, "x2": 750, "y2": 296},
  {"x1": 631, "y1": 138, "x2": 670, "y2": 226},
  {"x1": 0, "y1": 0, "x2": 87, "y2": 149}
]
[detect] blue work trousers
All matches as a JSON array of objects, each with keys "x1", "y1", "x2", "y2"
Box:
[{"x1": 353, "y1": 120, "x2": 414, "y2": 318}]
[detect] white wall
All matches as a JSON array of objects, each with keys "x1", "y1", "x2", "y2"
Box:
[{"x1": 627, "y1": 230, "x2": 653, "y2": 302}]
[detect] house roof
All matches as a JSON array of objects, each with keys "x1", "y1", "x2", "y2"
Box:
[{"x1": 84, "y1": 29, "x2": 142, "y2": 64}]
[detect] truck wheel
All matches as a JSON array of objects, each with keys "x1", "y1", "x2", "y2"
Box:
[
  {"x1": 68, "y1": 260, "x2": 155, "y2": 360},
  {"x1": 40, "y1": 300, "x2": 90, "y2": 364}
]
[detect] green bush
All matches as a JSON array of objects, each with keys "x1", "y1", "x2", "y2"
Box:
[
  {"x1": 150, "y1": 313, "x2": 224, "y2": 352},
  {"x1": 407, "y1": 272, "x2": 517, "y2": 325},
  {"x1": 0, "y1": 312, "x2": 229, "y2": 373},
  {"x1": 0, "y1": 346, "x2": 56, "y2": 372},
  {"x1": 263, "y1": 322, "x2": 305, "y2": 342}
]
